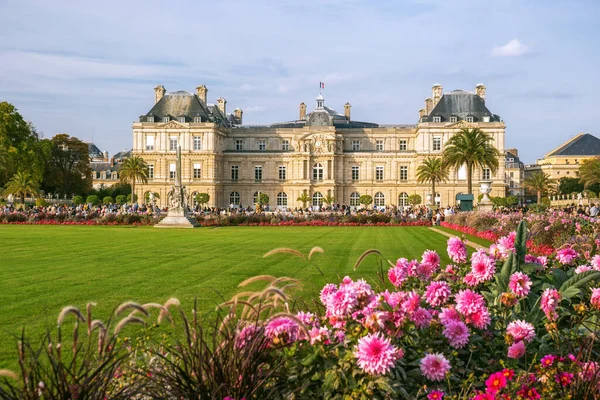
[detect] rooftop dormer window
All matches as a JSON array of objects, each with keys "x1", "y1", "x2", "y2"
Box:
[
  {"x1": 466, "y1": 116, "x2": 474, "y2": 123},
  {"x1": 163, "y1": 116, "x2": 169, "y2": 123},
  {"x1": 147, "y1": 116, "x2": 154, "y2": 123},
  {"x1": 194, "y1": 116, "x2": 201, "y2": 123},
  {"x1": 450, "y1": 116, "x2": 458, "y2": 123},
  {"x1": 433, "y1": 116, "x2": 441, "y2": 123},
  {"x1": 179, "y1": 116, "x2": 186, "y2": 123}
]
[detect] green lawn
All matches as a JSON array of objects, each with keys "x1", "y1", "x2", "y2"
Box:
[
  {"x1": 435, "y1": 226, "x2": 493, "y2": 247},
  {"x1": 0, "y1": 225, "x2": 453, "y2": 367}
]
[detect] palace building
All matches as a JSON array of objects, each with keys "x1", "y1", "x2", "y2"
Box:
[{"x1": 132, "y1": 83, "x2": 506, "y2": 208}]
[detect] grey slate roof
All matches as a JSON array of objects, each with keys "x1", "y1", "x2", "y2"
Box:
[
  {"x1": 424, "y1": 90, "x2": 501, "y2": 122},
  {"x1": 142, "y1": 91, "x2": 230, "y2": 126},
  {"x1": 113, "y1": 150, "x2": 131, "y2": 160},
  {"x1": 547, "y1": 133, "x2": 600, "y2": 157},
  {"x1": 88, "y1": 143, "x2": 103, "y2": 158}
]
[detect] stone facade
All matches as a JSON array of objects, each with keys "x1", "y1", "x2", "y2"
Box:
[
  {"x1": 505, "y1": 148, "x2": 525, "y2": 200},
  {"x1": 132, "y1": 84, "x2": 506, "y2": 208}
]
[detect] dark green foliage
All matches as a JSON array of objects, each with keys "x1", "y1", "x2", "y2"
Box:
[{"x1": 85, "y1": 195, "x2": 100, "y2": 206}]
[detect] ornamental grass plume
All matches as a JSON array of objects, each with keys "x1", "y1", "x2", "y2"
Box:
[
  {"x1": 420, "y1": 353, "x2": 451, "y2": 381},
  {"x1": 354, "y1": 332, "x2": 400, "y2": 375},
  {"x1": 508, "y1": 272, "x2": 532, "y2": 298}
]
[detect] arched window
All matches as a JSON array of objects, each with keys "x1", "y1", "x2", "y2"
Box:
[
  {"x1": 312, "y1": 163, "x2": 324, "y2": 181},
  {"x1": 277, "y1": 192, "x2": 287, "y2": 206},
  {"x1": 350, "y1": 192, "x2": 360, "y2": 206},
  {"x1": 229, "y1": 192, "x2": 240, "y2": 205},
  {"x1": 312, "y1": 192, "x2": 323, "y2": 207},
  {"x1": 399, "y1": 192, "x2": 409, "y2": 207},
  {"x1": 374, "y1": 192, "x2": 385, "y2": 207}
]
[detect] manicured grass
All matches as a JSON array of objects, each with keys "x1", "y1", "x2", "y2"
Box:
[
  {"x1": 0, "y1": 225, "x2": 452, "y2": 367},
  {"x1": 436, "y1": 226, "x2": 493, "y2": 247}
]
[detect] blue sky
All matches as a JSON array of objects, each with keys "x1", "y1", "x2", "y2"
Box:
[{"x1": 0, "y1": 0, "x2": 598, "y2": 163}]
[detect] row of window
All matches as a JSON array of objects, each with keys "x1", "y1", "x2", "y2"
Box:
[
  {"x1": 231, "y1": 139, "x2": 410, "y2": 152},
  {"x1": 432, "y1": 116, "x2": 475, "y2": 123},
  {"x1": 226, "y1": 191, "x2": 405, "y2": 207},
  {"x1": 146, "y1": 116, "x2": 203, "y2": 123},
  {"x1": 145, "y1": 136, "x2": 203, "y2": 151}
]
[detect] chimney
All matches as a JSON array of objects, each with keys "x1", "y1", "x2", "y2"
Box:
[
  {"x1": 299, "y1": 102, "x2": 306, "y2": 120},
  {"x1": 506, "y1": 148, "x2": 518, "y2": 157},
  {"x1": 196, "y1": 85, "x2": 208, "y2": 103},
  {"x1": 217, "y1": 97, "x2": 227, "y2": 115},
  {"x1": 432, "y1": 83, "x2": 443, "y2": 106},
  {"x1": 344, "y1": 102, "x2": 351, "y2": 120},
  {"x1": 419, "y1": 108, "x2": 426, "y2": 119},
  {"x1": 476, "y1": 83, "x2": 486, "y2": 101},
  {"x1": 234, "y1": 108, "x2": 243, "y2": 124},
  {"x1": 103, "y1": 151, "x2": 109, "y2": 162},
  {"x1": 154, "y1": 85, "x2": 166, "y2": 104},
  {"x1": 425, "y1": 98, "x2": 433, "y2": 115}
]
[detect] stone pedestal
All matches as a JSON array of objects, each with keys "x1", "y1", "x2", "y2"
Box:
[
  {"x1": 155, "y1": 207, "x2": 199, "y2": 228},
  {"x1": 477, "y1": 180, "x2": 494, "y2": 212}
]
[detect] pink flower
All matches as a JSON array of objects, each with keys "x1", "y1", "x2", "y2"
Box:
[
  {"x1": 401, "y1": 290, "x2": 421, "y2": 314},
  {"x1": 326, "y1": 287, "x2": 358, "y2": 317},
  {"x1": 471, "y1": 393, "x2": 494, "y2": 400},
  {"x1": 540, "y1": 354, "x2": 556, "y2": 367},
  {"x1": 507, "y1": 340, "x2": 526, "y2": 359},
  {"x1": 508, "y1": 272, "x2": 532, "y2": 298},
  {"x1": 439, "y1": 307, "x2": 461, "y2": 326},
  {"x1": 591, "y1": 288, "x2": 600, "y2": 310},
  {"x1": 536, "y1": 256, "x2": 548, "y2": 267},
  {"x1": 427, "y1": 390, "x2": 445, "y2": 400},
  {"x1": 591, "y1": 255, "x2": 600, "y2": 271},
  {"x1": 579, "y1": 362, "x2": 600, "y2": 383},
  {"x1": 264, "y1": 317, "x2": 300, "y2": 344},
  {"x1": 506, "y1": 320, "x2": 536, "y2": 343},
  {"x1": 447, "y1": 237, "x2": 467, "y2": 263},
  {"x1": 496, "y1": 232, "x2": 516, "y2": 257},
  {"x1": 388, "y1": 265, "x2": 407, "y2": 288},
  {"x1": 411, "y1": 308, "x2": 432, "y2": 329},
  {"x1": 556, "y1": 247, "x2": 578, "y2": 265},
  {"x1": 575, "y1": 265, "x2": 592, "y2": 274},
  {"x1": 420, "y1": 353, "x2": 451, "y2": 381},
  {"x1": 470, "y1": 252, "x2": 496, "y2": 283},
  {"x1": 485, "y1": 371, "x2": 507, "y2": 394},
  {"x1": 421, "y1": 250, "x2": 441, "y2": 269},
  {"x1": 425, "y1": 281, "x2": 451, "y2": 307},
  {"x1": 465, "y1": 307, "x2": 491, "y2": 329},
  {"x1": 541, "y1": 288, "x2": 561, "y2": 320},
  {"x1": 296, "y1": 311, "x2": 319, "y2": 327},
  {"x1": 354, "y1": 332, "x2": 400, "y2": 375},
  {"x1": 443, "y1": 320, "x2": 470, "y2": 348},
  {"x1": 235, "y1": 324, "x2": 262, "y2": 349},
  {"x1": 308, "y1": 327, "x2": 330, "y2": 345},
  {"x1": 463, "y1": 273, "x2": 479, "y2": 286},
  {"x1": 320, "y1": 284, "x2": 337, "y2": 305},
  {"x1": 455, "y1": 290, "x2": 486, "y2": 316},
  {"x1": 555, "y1": 372, "x2": 574, "y2": 387}
]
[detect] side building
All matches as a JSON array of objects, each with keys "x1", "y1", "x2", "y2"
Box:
[{"x1": 132, "y1": 84, "x2": 506, "y2": 208}]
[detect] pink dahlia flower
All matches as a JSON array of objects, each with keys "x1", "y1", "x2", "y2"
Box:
[
  {"x1": 455, "y1": 289, "x2": 486, "y2": 316},
  {"x1": 439, "y1": 307, "x2": 462, "y2": 326},
  {"x1": 485, "y1": 371, "x2": 507, "y2": 395},
  {"x1": 575, "y1": 265, "x2": 593, "y2": 274},
  {"x1": 592, "y1": 255, "x2": 600, "y2": 271},
  {"x1": 506, "y1": 320, "x2": 536, "y2": 343},
  {"x1": 296, "y1": 311, "x2": 319, "y2": 327},
  {"x1": 507, "y1": 340, "x2": 526, "y2": 359},
  {"x1": 470, "y1": 253, "x2": 496, "y2": 283},
  {"x1": 591, "y1": 288, "x2": 600, "y2": 310},
  {"x1": 326, "y1": 287, "x2": 358, "y2": 317},
  {"x1": 264, "y1": 317, "x2": 300, "y2": 344},
  {"x1": 508, "y1": 272, "x2": 532, "y2": 298},
  {"x1": 465, "y1": 306, "x2": 491, "y2": 329},
  {"x1": 447, "y1": 237, "x2": 467, "y2": 263},
  {"x1": 308, "y1": 327, "x2": 330, "y2": 345},
  {"x1": 235, "y1": 324, "x2": 263, "y2": 349},
  {"x1": 427, "y1": 390, "x2": 445, "y2": 400},
  {"x1": 443, "y1": 320, "x2": 470, "y2": 348},
  {"x1": 425, "y1": 281, "x2": 451, "y2": 307},
  {"x1": 401, "y1": 290, "x2": 421, "y2": 314},
  {"x1": 540, "y1": 288, "x2": 561, "y2": 320},
  {"x1": 320, "y1": 283, "x2": 338, "y2": 305},
  {"x1": 556, "y1": 247, "x2": 578, "y2": 265},
  {"x1": 354, "y1": 332, "x2": 399, "y2": 375},
  {"x1": 463, "y1": 272, "x2": 480, "y2": 287},
  {"x1": 420, "y1": 353, "x2": 451, "y2": 381},
  {"x1": 388, "y1": 265, "x2": 407, "y2": 288},
  {"x1": 421, "y1": 249, "x2": 441, "y2": 269},
  {"x1": 410, "y1": 307, "x2": 432, "y2": 329}
]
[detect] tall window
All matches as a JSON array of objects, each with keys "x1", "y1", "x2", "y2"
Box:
[
  {"x1": 350, "y1": 192, "x2": 360, "y2": 206},
  {"x1": 399, "y1": 139, "x2": 407, "y2": 151},
  {"x1": 466, "y1": 116, "x2": 474, "y2": 123},
  {"x1": 278, "y1": 166, "x2": 286, "y2": 180},
  {"x1": 235, "y1": 140, "x2": 243, "y2": 151},
  {"x1": 351, "y1": 166, "x2": 359, "y2": 181},
  {"x1": 169, "y1": 137, "x2": 178, "y2": 151},
  {"x1": 254, "y1": 166, "x2": 262, "y2": 182},
  {"x1": 193, "y1": 136, "x2": 202, "y2": 151},
  {"x1": 193, "y1": 163, "x2": 201, "y2": 179},
  {"x1": 277, "y1": 192, "x2": 288, "y2": 206},
  {"x1": 352, "y1": 140, "x2": 361, "y2": 151},
  {"x1": 482, "y1": 168, "x2": 491, "y2": 180},
  {"x1": 231, "y1": 165, "x2": 239, "y2": 181},
  {"x1": 374, "y1": 192, "x2": 385, "y2": 207},
  {"x1": 433, "y1": 116, "x2": 441, "y2": 123},
  {"x1": 258, "y1": 140, "x2": 266, "y2": 151},
  {"x1": 399, "y1": 192, "x2": 408, "y2": 207},
  {"x1": 433, "y1": 137, "x2": 441, "y2": 151},
  {"x1": 376, "y1": 166, "x2": 384, "y2": 181},
  {"x1": 145, "y1": 135, "x2": 154, "y2": 151},
  {"x1": 282, "y1": 140, "x2": 289, "y2": 151},
  {"x1": 457, "y1": 164, "x2": 467, "y2": 180},
  {"x1": 313, "y1": 163, "x2": 324, "y2": 181},
  {"x1": 163, "y1": 116, "x2": 170, "y2": 123},
  {"x1": 312, "y1": 192, "x2": 323, "y2": 207},
  {"x1": 399, "y1": 166, "x2": 408, "y2": 181},
  {"x1": 229, "y1": 192, "x2": 240, "y2": 205},
  {"x1": 169, "y1": 163, "x2": 176, "y2": 179},
  {"x1": 148, "y1": 164, "x2": 154, "y2": 179},
  {"x1": 450, "y1": 116, "x2": 458, "y2": 123},
  {"x1": 376, "y1": 140, "x2": 384, "y2": 151}
]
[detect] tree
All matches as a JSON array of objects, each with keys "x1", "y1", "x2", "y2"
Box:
[
  {"x1": 442, "y1": 128, "x2": 501, "y2": 194},
  {"x1": 416, "y1": 157, "x2": 449, "y2": 205},
  {"x1": 73, "y1": 195, "x2": 84, "y2": 205},
  {"x1": 524, "y1": 172, "x2": 555, "y2": 204},
  {"x1": 579, "y1": 157, "x2": 600, "y2": 189},
  {"x1": 194, "y1": 193, "x2": 210, "y2": 207},
  {"x1": 297, "y1": 192, "x2": 310, "y2": 208},
  {"x1": 119, "y1": 156, "x2": 148, "y2": 204},
  {"x1": 359, "y1": 194, "x2": 373, "y2": 208},
  {"x1": 323, "y1": 194, "x2": 335, "y2": 206},
  {"x1": 86, "y1": 195, "x2": 100, "y2": 206},
  {"x1": 3, "y1": 171, "x2": 40, "y2": 205},
  {"x1": 258, "y1": 193, "x2": 269, "y2": 205},
  {"x1": 0, "y1": 143, "x2": 7, "y2": 174},
  {"x1": 408, "y1": 194, "x2": 422, "y2": 206},
  {"x1": 42, "y1": 134, "x2": 92, "y2": 196},
  {"x1": 103, "y1": 196, "x2": 114, "y2": 205},
  {"x1": 558, "y1": 177, "x2": 584, "y2": 195},
  {"x1": 115, "y1": 195, "x2": 127, "y2": 205}
]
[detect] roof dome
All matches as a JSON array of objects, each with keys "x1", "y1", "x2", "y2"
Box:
[{"x1": 316, "y1": 94, "x2": 324, "y2": 101}]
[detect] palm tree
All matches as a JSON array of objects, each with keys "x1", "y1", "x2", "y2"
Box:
[
  {"x1": 442, "y1": 128, "x2": 501, "y2": 194},
  {"x1": 119, "y1": 156, "x2": 148, "y2": 204},
  {"x1": 297, "y1": 192, "x2": 310, "y2": 208},
  {"x1": 3, "y1": 171, "x2": 40, "y2": 206},
  {"x1": 524, "y1": 172, "x2": 555, "y2": 204},
  {"x1": 579, "y1": 157, "x2": 600, "y2": 188},
  {"x1": 323, "y1": 194, "x2": 335, "y2": 207},
  {"x1": 416, "y1": 157, "x2": 449, "y2": 206}
]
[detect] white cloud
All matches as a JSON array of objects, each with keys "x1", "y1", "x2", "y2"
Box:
[{"x1": 491, "y1": 39, "x2": 530, "y2": 57}]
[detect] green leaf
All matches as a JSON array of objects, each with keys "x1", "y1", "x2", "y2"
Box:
[
  {"x1": 514, "y1": 220, "x2": 528, "y2": 268},
  {"x1": 553, "y1": 268, "x2": 568, "y2": 287},
  {"x1": 495, "y1": 253, "x2": 516, "y2": 293},
  {"x1": 559, "y1": 270, "x2": 600, "y2": 300},
  {"x1": 301, "y1": 352, "x2": 318, "y2": 366}
]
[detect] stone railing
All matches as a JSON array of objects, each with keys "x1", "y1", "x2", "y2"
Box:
[{"x1": 549, "y1": 193, "x2": 600, "y2": 206}]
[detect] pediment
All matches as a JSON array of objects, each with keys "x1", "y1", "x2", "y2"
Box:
[
  {"x1": 447, "y1": 120, "x2": 477, "y2": 129},
  {"x1": 159, "y1": 121, "x2": 187, "y2": 129},
  {"x1": 298, "y1": 131, "x2": 336, "y2": 141}
]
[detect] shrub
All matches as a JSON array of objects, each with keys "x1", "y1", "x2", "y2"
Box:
[
  {"x1": 115, "y1": 195, "x2": 127, "y2": 205},
  {"x1": 73, "y1": 195, "x2": 85, "y2": 205},
  {"x1": 35, "y1": 198, "x2": 48, "y2": 207},
  {"x1": 86, "y1": 195, "x2": 100, "y2": 206},
  {"x1": 103, "y1": 196, "x2": 114, "y2": 205}
]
